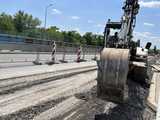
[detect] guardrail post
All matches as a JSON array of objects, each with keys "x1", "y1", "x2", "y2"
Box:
[
  {"x1": 82, "y1": 45, "x2": 87, "y2": 62},
  {"x1": 60, "y1": 43, "x2": 68, "y2": 63},
  {"x1": 33, "y1": 49, "x2": 42, "y2": 65},
  {"x1": 82, "y1": 47, "x2": 85, "y2": 60},
  {"x1": 93, "y1": 46, "x2": 97, "y2": 61}
]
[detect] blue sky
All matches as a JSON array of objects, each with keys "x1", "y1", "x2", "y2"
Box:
[{"x1": 0, "y1": 0, "x2": 160, "y2": 48}]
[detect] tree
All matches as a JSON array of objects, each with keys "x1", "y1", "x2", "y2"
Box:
[
  {"x1": 13, "y1": 10, "x2": 41, "y2": 32},
  {"x1": 62, "y1": 31, "x2": 82, "y2": 44},
  {"x1": 96, "y1": 35, "x2": 104, "y2": 46},
  {"x1": 68, "y1": 31, "x2": 81, "y2": 44},
  {"x1": 83, "y1": 32, "x2": 94, "y2": 45},
  {"x1": 0, "y1": 13, "x2": 15, "y2": 33},
  {"x1": 46, "y1": 26, "x2": 63, "y2": 41},
  {"x1": 13, "y1": 11, "x2": 26, "y2": 32},
  {"x1": 25, "y1": 28, "x2": 42, "y2": 38},
  {"x1": 0, "y1": 11, "x2": 104, "y2": 46}
]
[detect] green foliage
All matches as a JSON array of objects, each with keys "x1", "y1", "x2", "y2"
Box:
[
  {"x1": 82, "y1": 32, "x2": 104, "y2": 46},
  {"x1": 46, "y1": 26, "x2": 63, "y2": 41},
  {"x1": 13, "y1": 10, "x2": 41, "y2": 32},
  {"x1": 24, "y1": 28, "x2": 42, "y2": 38},
  {"x1": 0, "y1": 13, "x2": 15, "y2": 33},
  {"x1": 0, "y1": 11, "x2": 104, "y2": 46},
  {"x1": 96, "y1": 35, "x2": 104, "y2": 46},
  {"x1": 83, "y1": 32, "x2": 93, "y2": 45},
  {"x1": 65, "y1": 31, "x2": 81, "y2": 44}
]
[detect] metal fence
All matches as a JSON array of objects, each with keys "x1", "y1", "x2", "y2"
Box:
[{"x1": 0, "y1": 34, "x2": 102, "y2": 64}]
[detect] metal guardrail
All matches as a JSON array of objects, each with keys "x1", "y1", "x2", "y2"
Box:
[
  {"x1": 0, "y1": 33, "x2": 102, "y2": 53},
  {"x1": 0, "y1": 34, "x2": 102, "y2": 64}
]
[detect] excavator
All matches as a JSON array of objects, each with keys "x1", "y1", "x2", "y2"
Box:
[{"x1": 97, "y1": 0, "x2": 152, "y2": 102}]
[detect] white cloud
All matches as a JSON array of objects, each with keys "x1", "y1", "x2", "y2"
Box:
[
  {"x1": 58, "y1": 25, "x2": 85, "y2": 35},
  {"x1": 95, "y1": 24, "x2": 104, "y2": 28},
  {"x1": 52, "y1": 9, "x2": 62, "y2": 15},
  {"x1": 87, "y1": 20, "x2": 94, "y2": 23},
  {"x1": 73, "y1": 27, "x2": 80, "y2": 32},
  {"x1": 144, "y1": 22, "x2": 155, "y2": 27},
  {"x1": 71, "y1": 16, "x2": 80, "y2": 20},
  {"x1": 139, "y1": 1, "x2": 160, "y2": 8},
  {"x1": 134, "y1": 31, "x2": 160, "y2": 48},
  {"x1": 134, "y1": 31, "x2": 151, "y2": 38},
  {"x1": 72, "y1": 28, "x2": 86, "y2": 35}
]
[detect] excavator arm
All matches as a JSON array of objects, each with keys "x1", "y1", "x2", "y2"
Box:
[{"x1": 104, "y1": 0, "x2": 140, "y2": 48}]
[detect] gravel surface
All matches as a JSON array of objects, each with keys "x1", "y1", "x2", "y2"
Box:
[
  {"x1": 53, "y1": 80, "x2": 156, "y2": 120},
  {"x1": 54, "y1": 56, "x2": 157, "y2": 120},
  {"x1": 0, "y1": 79, "x2": 156, "y2": 120},
  {"x1": 0, "y1": 71, "x2": 97, "y2": 119},
  {"x1": 0, "y1": 97, "x2": 68, "y2": 120},
  {"x1": 94, "y1": 80, "x2": 156, "y2": 120}
]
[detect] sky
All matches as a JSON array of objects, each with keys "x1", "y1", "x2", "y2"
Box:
[{"x1": 0, "y1": 0, "x2": 160, "y2": 48}]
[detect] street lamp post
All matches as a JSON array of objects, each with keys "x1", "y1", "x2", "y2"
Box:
[
  {"x1": 44, "y1": 4, "x2": 53, "y2": 29},
  {"x1": 44, "y1": 4, "x2": 53, "y2": 39}
]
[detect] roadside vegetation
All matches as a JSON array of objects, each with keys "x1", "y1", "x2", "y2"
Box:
[{"x1": 0, "y1": 11, "x2": 104, "y2": 46}]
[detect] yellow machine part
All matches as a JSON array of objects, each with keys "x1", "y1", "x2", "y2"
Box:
[{"x1": 97, "y1": 48, "x2": 130, "y2": 102}]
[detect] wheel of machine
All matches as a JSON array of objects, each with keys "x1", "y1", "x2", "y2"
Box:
[{"x1": 97, "y1": 48, "x2": 130, "y2": 103}]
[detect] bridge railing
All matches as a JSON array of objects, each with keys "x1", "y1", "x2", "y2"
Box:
[{"x1": 0, "y1": 34, "x2": 102, "y2": 64}]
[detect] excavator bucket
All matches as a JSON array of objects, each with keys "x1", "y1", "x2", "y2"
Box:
[{"x1": 97, "y1": 48, "x2": 130, "y2": 103}]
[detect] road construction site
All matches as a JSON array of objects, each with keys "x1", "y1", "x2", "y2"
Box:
[
  {"x1": 0, "y1": 57, "x2": 159, "y2": 120},
  {"x1": 0, "y1": 0, "x2": 160, "y2": 119}
]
